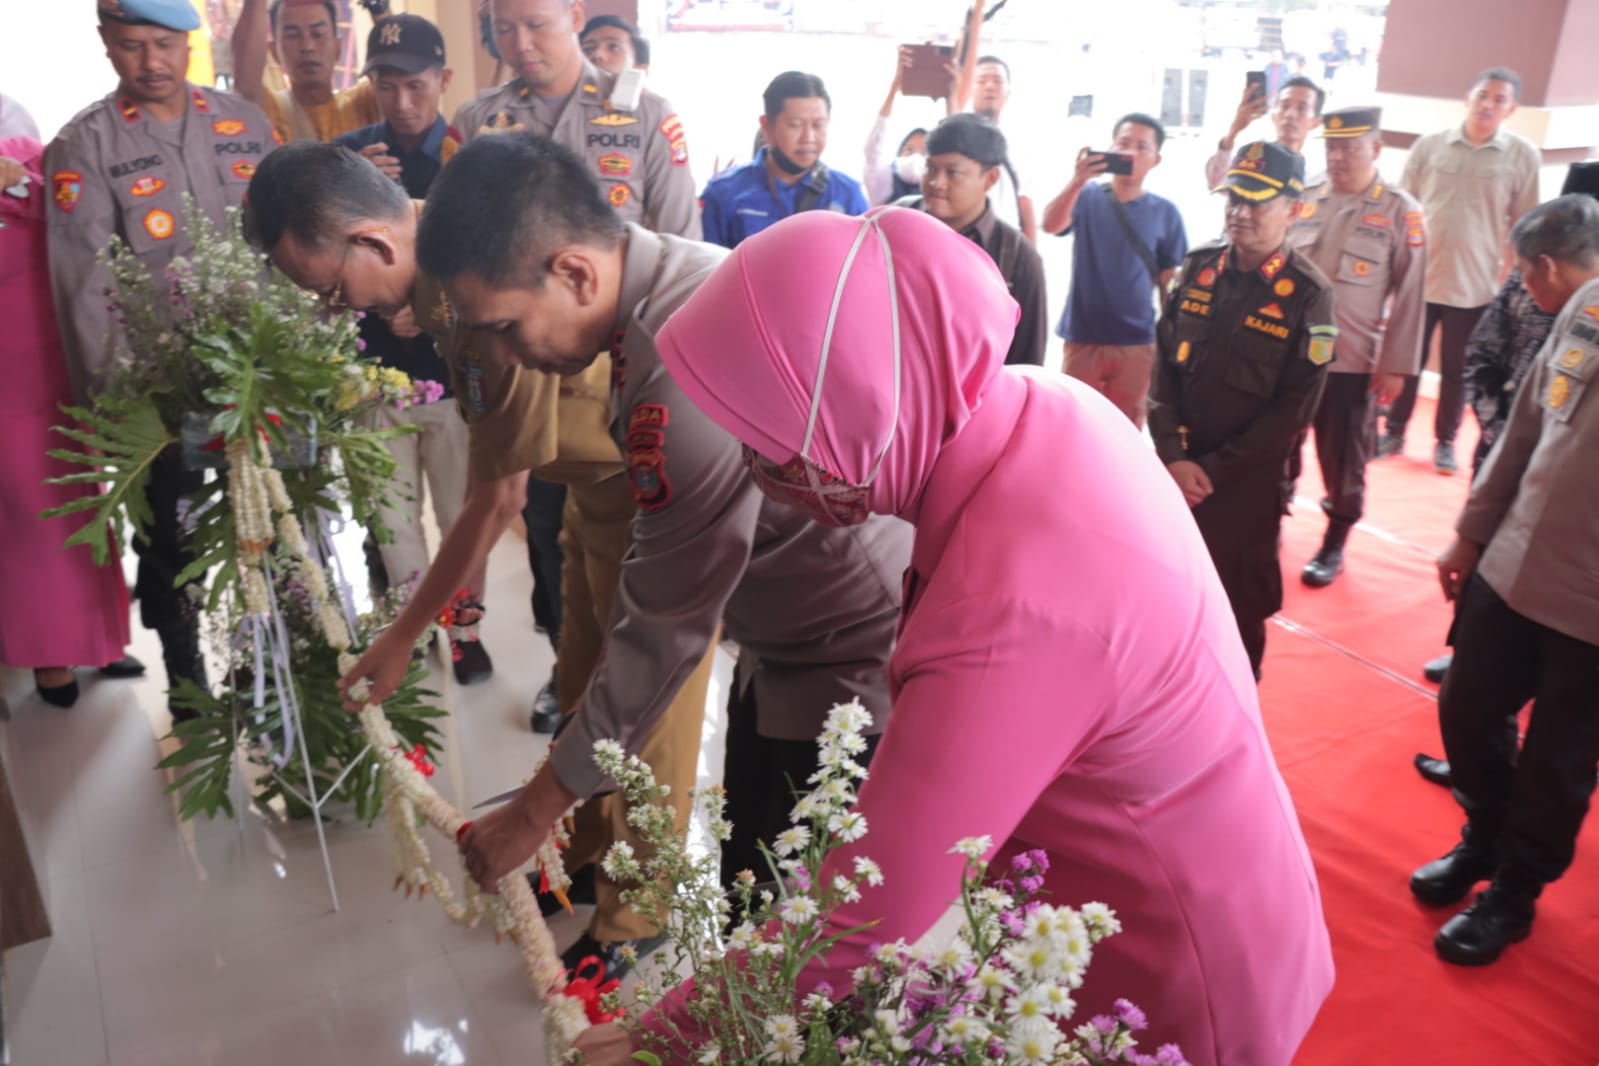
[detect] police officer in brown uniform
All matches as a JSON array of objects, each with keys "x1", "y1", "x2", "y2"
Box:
[
  {"x1": 455, "y1": 0, "x2": 698, "y2": 240},
  {"x1": 47, "y1": 0, "x2": 277, "y2": 718},
  {"x1": 1287, "y1": 107, "x2": 1427, "y2": 587},
  {"x1": 429, "y1": 136, "x2": 908, "y2": 981},
  {"x1": 458, "y1": 0, "x2": 702, "y2": 733},
  {"x1": 1151, "y1": 141, "x2": 1337, "y2": 678}
]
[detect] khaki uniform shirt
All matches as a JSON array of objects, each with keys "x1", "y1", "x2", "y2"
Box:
[
  {"x1": 45, "y1": 84, "x2": 277, "y2": 402},
  {"x1": 551, "y1": 225, "x2": 910, "y2": 798},
  {"x1": 1288, "y1": 173, "x2": 1427, "y2": 376},
  {"x1": 452, "y1": 60, "x2": 700, "y2": 239},
  {"x1": 414, "y1": 270, "x2": 621, "y2": 485},
  {"x1": 261, "y1": 80, "x2": 380, "y2": 144},
  {"x1": 1401, "y1": 125, "x2": 1540, "y2": 309},
  {"x1": 1457, "y1": 275, "x2": 1599, "y2": 647}
]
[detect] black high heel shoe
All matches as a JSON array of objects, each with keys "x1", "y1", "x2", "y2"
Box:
[{"x1": 35, "y1": 669, "x2": 80, "y2": 708}]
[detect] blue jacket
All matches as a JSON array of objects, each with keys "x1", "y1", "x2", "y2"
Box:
[{"x1": 700, "y1": 148, "x2": 868, "y2": 248}]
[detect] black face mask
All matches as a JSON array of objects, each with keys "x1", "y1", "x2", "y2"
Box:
[{"x1": 767, "y1": 143, "x2": 810, "y2": 176}]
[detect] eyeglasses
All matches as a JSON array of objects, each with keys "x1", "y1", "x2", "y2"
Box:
[{"x1": 313, "y1": 240, "x2": 354, "y2": 311}]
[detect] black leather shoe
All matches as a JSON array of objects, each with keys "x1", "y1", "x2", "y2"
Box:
[
  {"x1": 97, "y1": 655, "x2": 147, "y2": 679},
  {"x1": 1413, "y1": 753, "x2": 1452, "y2": 788},
  {"x1": 451, "y1": 639, "x2": 494, "y2": 685},
  {"x1": 1301, "y1": 546, "x2": 1345, "y2": 587},
  {"x1": 530, "y1": 677, "x2": 561, "y2": 734},
  {"x1": 1423, "y1": 653, "x2": 1452, "y2": 683},
  {"x1": 528, "y1": 862, "x2": 597, "y2": 917},
  {"x1": 560, "y1": 928, "x2": 666, "y2": 984},
  {"x1": 36, "y1": 677, "x2": 80, "y2": 708},
  {"x1": 1435, "y1": 883, "x2": 1535, "y2": 966},
  {"x1": 1411, "y1": 843, "x2": 1497, "y2": 906}
]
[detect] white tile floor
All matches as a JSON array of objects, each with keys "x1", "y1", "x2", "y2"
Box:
[{"x1": 0, "y1": 528, "x2": 734, "y2": 1066}]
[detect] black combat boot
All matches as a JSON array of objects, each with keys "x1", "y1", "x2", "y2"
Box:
[
  {"x1": 1301, "y1": 522, "x2": 1352, "y2": 588},
  {"x1": 1434, "y1": 871, "x2": 1539, "y2": 966}
]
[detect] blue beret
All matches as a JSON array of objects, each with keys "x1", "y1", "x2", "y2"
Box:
[{"x1": 98, "y1": 0, "x2": 202, "y2": 33}]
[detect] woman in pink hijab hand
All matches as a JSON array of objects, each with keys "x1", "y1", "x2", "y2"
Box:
[{"x1": 582, "y1": 207, "x2": 1333, "y2": 1065}]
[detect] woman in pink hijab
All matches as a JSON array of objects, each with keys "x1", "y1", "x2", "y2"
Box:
[
  {"x1": 1, "y1": 136, "x2": 132, "y2": 705},
  {"x1": 590, "y1": 207, "x2": 1332, "y2": 1064}
]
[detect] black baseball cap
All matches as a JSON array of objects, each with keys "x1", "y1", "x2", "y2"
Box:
[
  {"x1": 363, "y1": 13, "x2": 446, "y2": 76},
  {"x1": 1216, "y1": 140, "x2": 1307, "y2": 202}
]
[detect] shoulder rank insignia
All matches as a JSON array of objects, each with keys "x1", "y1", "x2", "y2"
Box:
[
  {"x1": 1307, "y1": 324, "x2": 1338, "y2": 365},
  {"x1": 52, "y1": 171, "x2": 83, "y2": 213},
  {"x1": 191, "y1": 90, "x2": 211, "y2": 113},
  {"x1": 1369, "y1": 183, "x2": 1385, "y2": 201},
  {"x1": 118, "y1": 97, "x2": 141, "y2": 123},
  {"x1": 1259, "y1": 251, "x2": 1286, "y2": 281},
  {"x1": 1175, "y1": 340, "x2": 1192, "y2": 365},
  {"x1": 1548, "y1": 374, "x2": 1570, "y2": 409}
]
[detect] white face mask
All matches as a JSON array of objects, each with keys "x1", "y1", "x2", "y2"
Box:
[{"x1": 892, "y1": 153, "x2": 926, "y2": 186}]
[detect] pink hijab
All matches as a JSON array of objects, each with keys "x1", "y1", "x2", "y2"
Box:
[{"x1": 655, "y1": 206, "x2": 1020, "y2": 521}]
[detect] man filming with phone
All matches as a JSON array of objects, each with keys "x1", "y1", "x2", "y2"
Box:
[
  {"x1": 1205, "y1": 74, "x2": 1325, "y2": 191},
  {"x1": 1042, "y1": 113, "x2": 1188, "y2": 426}
]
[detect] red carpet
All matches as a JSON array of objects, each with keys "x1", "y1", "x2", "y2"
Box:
[{"x1": 1261, "y1": 402, "x2": 1599, "y2": 1066}]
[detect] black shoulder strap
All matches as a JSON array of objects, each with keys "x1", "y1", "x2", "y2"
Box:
[
  {"x1": 795, "y1": 161, "x2": 832, "y2": 215},
  {"x1": 1105, "y1": 189, "x2": 1161, "y2": 289}
]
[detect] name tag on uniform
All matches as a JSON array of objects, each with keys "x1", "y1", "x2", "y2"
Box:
[
  {"x1": 1244, "y1": 314, "x2": 1290, "y2": 340},
  {"x1": 465, "y1": 364, "x2": 487, "y2": 414}
]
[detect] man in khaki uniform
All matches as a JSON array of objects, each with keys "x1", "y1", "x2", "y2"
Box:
[
  {"x1": 1382, "y1": 67, "x2": 1542, "y2": 474},
  {"x1": 459, "y1": 0, "x2": 704, "y2": 736},
  {"x1": 435, "y1": 135, "x2": 907, "y2": 982},
  {"x1": 1286, "y1": 107, "x2": 1427, "y2": 587},
  {"x1": 244, "y1": 140, "x2": 717, "y2": 975},
  {"x1": 1412, "y1": 194, "x2": 1599, "y2": 967},
  {"x1": 48, "y1": 0, "x2": 278, "y2": 721},
  {"x1": 232, "y1": 0, "x2": 380, "y2": 144}
]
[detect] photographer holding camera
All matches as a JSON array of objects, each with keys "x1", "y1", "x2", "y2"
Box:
[{"x1": 1042, "y1": 113, "x2": 1188, "y2": 427}]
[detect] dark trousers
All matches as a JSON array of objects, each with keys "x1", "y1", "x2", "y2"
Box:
[
  {"x1": 1440, "y1": 573, "x2": 1599, "y2": 886},
  {"x1": 1193, "y1": 490, "x2": 1283, "y2": 682},
  {"x1": 1312, "y1": 372, "x2": 1375, "y2": 529},
  {"x1": 1386, "y1": 302, "x2": 1487, "y2": 446},
  {"x1": 522, "y1": 477, "x2": 566, "y2": 653},
  {"x1": 133, "y1": 453, "x2": 207, "y2": 694},
  {"x1": 720, "y1": 676, "x2": 882, "y2": 886}
]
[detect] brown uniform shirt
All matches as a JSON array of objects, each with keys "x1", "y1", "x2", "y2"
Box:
[
  {"x1": 1287, "y1": 173, "x2": 1427, "y2": 376},
  {"x1": 1458, "y1": 275, "x2": 1599, "y2": 646},
  {"x1": 550, "y1": 225, "x2": 910, "y2": 799},
  {"x1": 45, "y1": 84, "x2": 277, "y2": 402},
  {"x1": 452, "y1": 60, "x2": 700, "y2": 240}
]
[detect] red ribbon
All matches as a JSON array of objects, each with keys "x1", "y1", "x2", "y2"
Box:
[
  {"x1": 400, "y1": 743, "x2": 436, "y2": 778},
  {"x1": 455, "y1": 820, "x2": 472, "y2": 844},
  {"x1": 563, "y1": 956, "x2": 624, "y2": 1024},
  {"x1": 202, "y1": 405, "x2": 283, "y2": 452}
]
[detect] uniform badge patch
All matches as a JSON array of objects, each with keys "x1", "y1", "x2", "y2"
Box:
[
  {"x1": 1561, "y1": 348, "x2": 1587, "y2": 370},
  {"x1": 1583, "y1": 305, "x2": 1599, "y2": 324},
  {"x1": 52, "y1": 170, "x2": 83, "y2": 213},
  {"x1": 1196, "y1": 267, "x2": 1217, "y2": 288},
  {"x1": 598, "y1": 152, "x2": 633, "y2": 178},
  {"x1": 1300, "y1": 202, "x2": 1318, "y2": 221},
  {"x1": 1548, "y1": 374, "x2": 1570, "y2": 409},
  {"x1": 143, "y1": 207, "x2": 175, "y2": 240},
  {"x1": 480, "y1": 112, "x2": 525, "y2": 134},
  {"x1": 191, "y1": 90, "x2": 211, "y2": 113},
  {"x1": 659, "y1": 114, "x2": 689, "y2": 166},
  {"x1": 231, "y1": 160, "x2": 257, "y2": 180},
  {"x1": 1353, "y1": 260, "x2": 1372, "y2": 277},
  {"x1": 1307, "y1": 324, "x2": 1338, "y2": 365},
  {"x1": 129, "y1": 176, "x2": 164, "y2": 197},
  {"x1": 590, "y1": 112, "x2": 639, "y2": 127},
  {"x1": 1258, "y1": 302, "x2": 1285, "y2": 320},
  {"x1": 1175, "y1": 340, "x2": 1192, "y2": 364},
  {"x1": 1274, "y1": 278, "x2": 1295, "y2": 297},
  {"x1": 627, "y1": 405, "x2": 672, "y2": 511},
  {"x1": 212, "y1": 118, "x2": 246, "y2": 136},
  {"x1": 1404, "y1": 210, "x2": 1425, "y2": 247},
  {"x1": 609, "y1": 183, "x2": 632, "y2": 207},
  {"x1": 1260, "y1": 251, "x2": 1286, "y2": 280},
  {"x1": 1361, "y1": 213, "x2": 1391, "y2": 228}
]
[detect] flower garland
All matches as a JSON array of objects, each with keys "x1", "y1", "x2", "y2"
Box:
[{"x1": 225, "y1": 438, "x2": 590, "y2": 1055}]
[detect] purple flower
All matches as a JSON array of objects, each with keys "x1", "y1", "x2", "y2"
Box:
[
  {"x1": 1019, "y1": 875, "x2": 1045, "y2": 893},
  {"x1": 1114, "y1": 998, "x2": 1148, "y2": 1031},
  {"x1": 1154, "y1": 1044, "x2": 1189, "y2": 1066},
  {"x1": 1011, "y1": 854, "x2": 1034, "y2": 873},
  {"x1": 1026, "y1": 848, "x2": 1050, "y2": 874},
  {"x1": 1091, "y1": 1015, "x2": 1118, "y2": 1035}
]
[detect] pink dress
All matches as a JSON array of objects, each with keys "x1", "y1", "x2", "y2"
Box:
[
  {"x1": 655, "y1": 207, "x2": 1334, "y2": 1065},
  {"x1": 0, "y1": 136, "x2": 129, "y2": 668}
]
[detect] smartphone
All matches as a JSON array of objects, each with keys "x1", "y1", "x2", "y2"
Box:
[
  {"x1": 901, "y1": 42, "x2": 957, "y2": 99},
  {"x1": 1246, "y1": 70, "x2": 1267, "y2": 101},
  {"x1": 1095, "y1": 152, "x2": 1134, "y2": 176}
]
